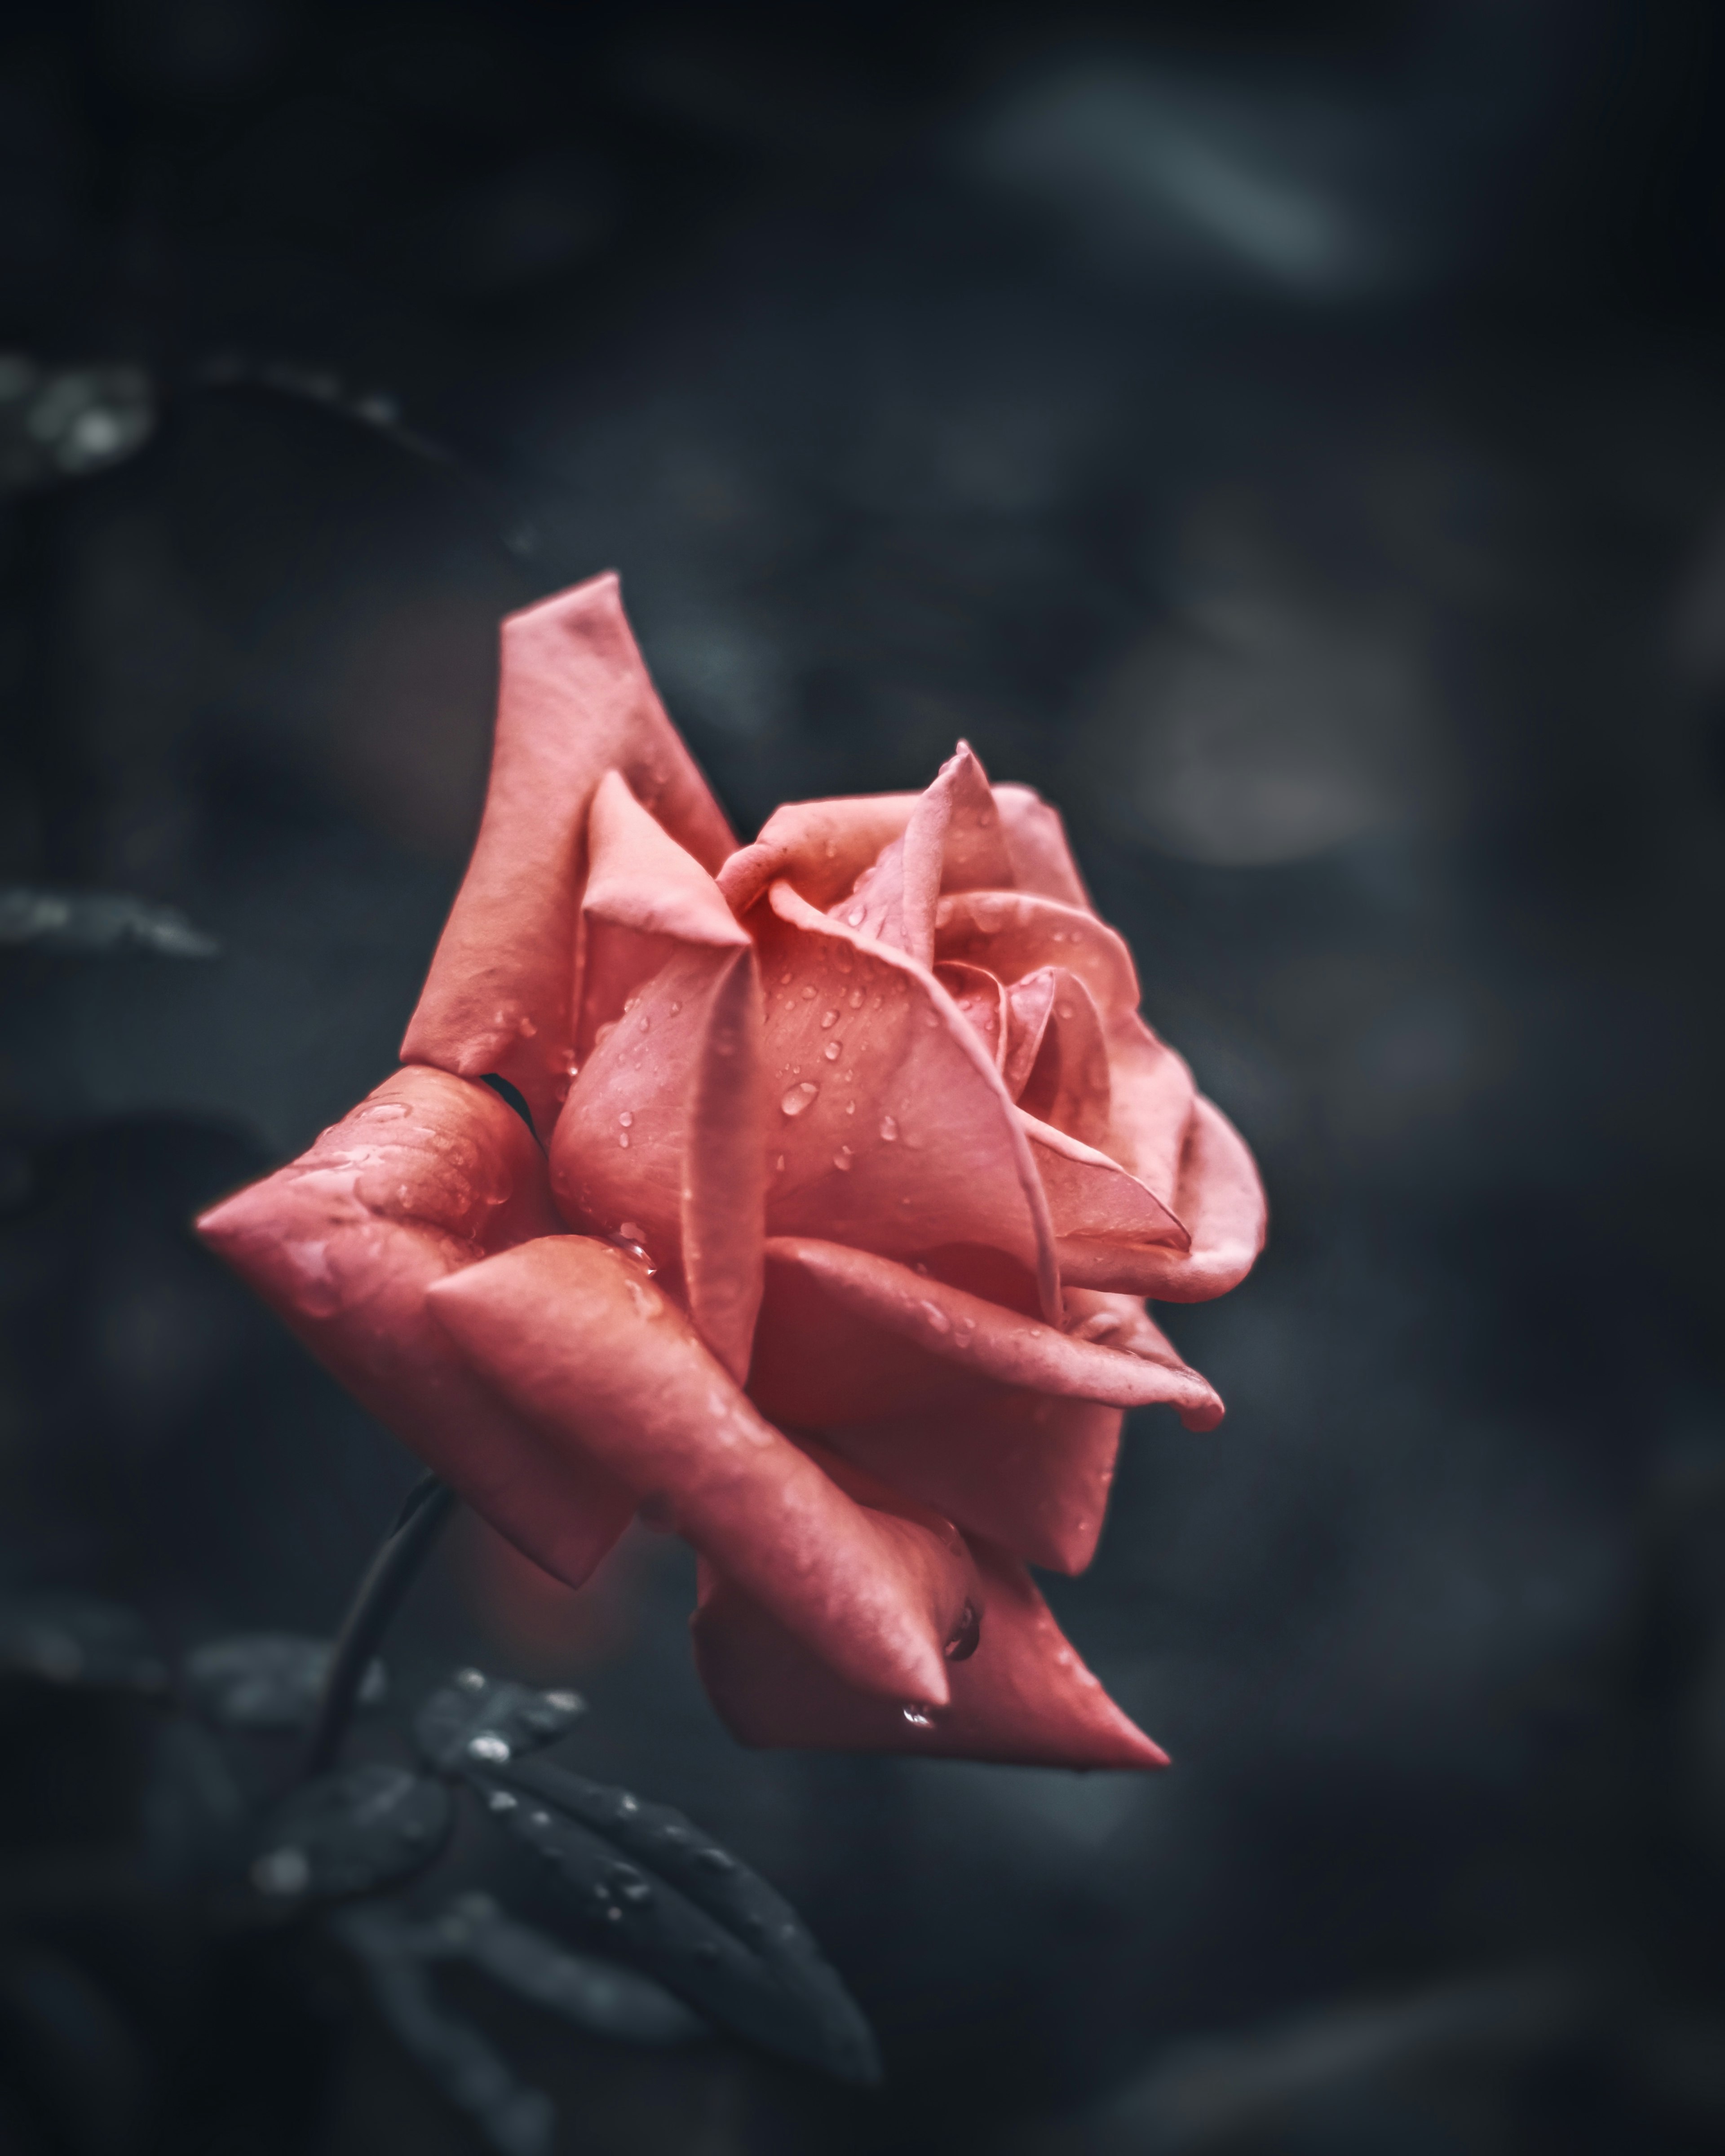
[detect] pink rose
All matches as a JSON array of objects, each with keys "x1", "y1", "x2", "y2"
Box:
[{"x1": 199, "y1": 574, "x2": 1265, "y2": 1770}]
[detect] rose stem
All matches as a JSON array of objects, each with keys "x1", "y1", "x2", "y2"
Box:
[{"x1": 304, "y1": 1473, "x2": 458, "y2": 1778}]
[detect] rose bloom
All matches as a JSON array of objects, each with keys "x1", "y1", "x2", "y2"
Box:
[{"x1": 199, "y1": 575, "x2": 1265, "y2": 1770}]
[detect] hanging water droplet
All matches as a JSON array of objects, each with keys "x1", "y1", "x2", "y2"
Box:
[
  {"x1": 833, "y1": 1146, "x2": 854, "y2": 1171},
  {"x1": 781, "y1": 1082, "x2": 819, "y2": 1116},
  {"x1": 944, "y1": 1600, "x2": 981, "y2": 1662},
  {"x1": 902, "y1": 1705, "x2": 935, "y2": 1729},
  {"x1": 879, "y1": 1114, "x2": 898, "y2": 1142}
]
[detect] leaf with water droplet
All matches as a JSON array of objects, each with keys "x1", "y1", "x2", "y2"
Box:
[
  {"x1": 250, "y1": 1765, "x2": 451, "y2": 1902},
  {"x1": 421, "y1": 1892, "x2": 707, "y2": 2045},
  {"x1": 183, "y1": 1632, "x2": 385, "y2": 1732},
  {"x1": 0, "y1": 1595, "x2": 167, "y2": 1693},
  {"x1": 415, "y1": 1670, "x2": 585, "y2": 1773},
  {"x1": 470, "y1": 1757, "x2": 878, "y2": 2083}
]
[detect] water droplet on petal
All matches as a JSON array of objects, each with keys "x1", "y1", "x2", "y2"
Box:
[
  {"x1": 918, "y1": 1300, "x2": 951, "y2": 1333},
  {"x1": 802, "y1": 985, "x2": 817, "y2": 998},
  {"x1": 618, "y1": 1111, "x2": 633, "y2": 1127},
  {"x1": 944, "y1": 1600, "x2": 982, "y2": 1661},
  {"x1": 833, "y1": 1146, "x2": 854, "y2": 1171},
  {"x1": 781, "y1": 1082, "x2": 819, "y2": 1116},
  {"x1": 618, "y1": 1132, "x2": 630, "y2": 1148},
  {"x1": 822, "y1": 1040, "x2": 840, "y2": 1061},
  {"x1": 846, "y1": 907, "x2": 866, "y2": 926},
  {"x1": 821, "y1": 1009, "x2": 838, "y2": 1028},
  {"x1": 879, "y1": 1114, "x2": 898, "y2": 1141},
  {"x1": 902, "y1": 1705, "x2": 935, "y2": 1729},
  {"x1": 848, "y1": 989, "x2": 864, "y2": 1008}
]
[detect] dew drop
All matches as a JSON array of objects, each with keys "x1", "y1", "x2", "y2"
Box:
[
  {"x1": 821, "y1": 1009, "x2": 838, "y2": 1029},
  {"x1": 669, "y1": 1001, "x2": 681, "y2": 1015},
  {"x1": 774, "y1": 1153, "x2": 786, "y2": 1171},
  {"x1": 917, "y1": 1300, "x2": 951, "y2": 1334},
  {"x1": 822, "y1": 1041, "x2": 841, "y2": 1061},
  {"x1": 618, "y1": 1132, "x2": 630, "y2": 1148},
  {"x1": 846, "y1": 907, "x2": 866, "y2": 926},
  {"x1": 848, "y1": 989, "x2": 864, "y2": 1008},
  {"x1": 879, "y1": 1114, "x2": 898, "y2": 1142},
  {"x1": 944, "y1": 1600, "x2": 981, "y2": 1662},
  {"x1": 618, "y1": 1111, "x2": 634, "y2": 1128},
  {"x1": 846, "y1": 1100, "x2": 856, "y2": 1114},
  {"x1": 468, "y1": 1733, "x2": 512, "y2": 1763},
  {"x1": 833, "y1": 1146, "x2": 854, "y2": 1171},
  {"x1": 781, "y1": 1082, "x2": 819, "y2": 1117},
  {"x1": 778, "y1": 972, "x2": 792, "y2": 986},
  {"x1": 802, "y1": 985, "x2": 817, "y2": 999}
]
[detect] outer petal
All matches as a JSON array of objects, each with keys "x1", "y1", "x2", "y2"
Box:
[
  {"x1": 828, "y1": 1395, "x2": 1124, "y2": 1575},
  {"x1": 551, "y1": 774, "x2": 765, "y2": 1380},
  {"x1": 1107, "y1": 1016, "x2": 1199, "y2": 1212},
  {"x1": 992, "y1": 783, "x2": 1094, "y2": 910},
  {"x1": 425, "y1": 1235, "x2": 965, "y2": 1706},
  {"x1": 1067, "y1": 1095, "x2": 1268, "y2": 1302},
  {"x1": 759, "y1": 882, "x2": 1061, "y2": 1321},
  {"x1": 402, "y1": 574, "x2": 735, "y2": 1137},
  {"x1": 692, "y1": 1537, "x2": 1168, "y2": 1769},
  {"x1": 1013, "y1": 968, "x2": 1113, "y2": 1150},
  {"x1": 752, "y1": 1237, "x2": 1220, "y2": 1425},
  {"x1": 195, "y1": 1068, "x2": 634, "y2": 1590},
  {"x1": 1021, "y1": 1114, "x2": 1189, "y2": 1251}
]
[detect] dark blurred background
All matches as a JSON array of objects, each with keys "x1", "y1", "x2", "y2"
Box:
[{"x1": 4, "y1": 2, "x2": 1725, "y2": 2151}]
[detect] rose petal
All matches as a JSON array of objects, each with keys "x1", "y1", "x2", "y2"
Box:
[
  {"x1": 934, "y1": 889, "x2": 1140, "y2": 1029},
  {"x1": 832, "y1": 743, "x2": 1008, "y2": 967},
  {"x1": 1106, "y1": 1015, "x2": 1199, "y2": 1211},
  {"x1": 1014, "y1": 967, "x2": 1113, "y2": 1150},
  {"x1": 552, "y1": 776, "x2": 765, "y2": 1379},
  {"x1": 692, "y1": 1537, "x2": 1168, "y2": 1769},
  {"x1": 1068, "y1": 1095, "x2": 1267, "y2": 1302},
  {"x1": 934, "y1": 961, "x2": 1008, "y2": 1070},
  {"x1": 718, "y1": 795, "x2": 918, "y2": 917},
  {"x1": 826, "y1": 1394, "x2": 1122, "y2": 1575},
  {"x1": 1020, "y1": 1113, "x2": 1189, "y2": 1250},
  {"x1": 425, "y1": 1234, "x2": 964, "y2": 1705},
  {"x1": 755, "y1": 1237, "x2": 1218, "y2": 1420},
  {"x1": 992, "y1": 783, "x2": 1094, "y2": 910},
  {"x1": 402, "y1": 573, "x2": 735, "y2": 1136},
  {"x1": 195, "y1": 1068, "x2": 635, "y2": 1590},
  {"x1": 761, "y1": 881, "x2": 1061, "y2": 1321}
]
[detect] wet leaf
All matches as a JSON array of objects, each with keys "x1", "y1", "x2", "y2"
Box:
[
  {"x1": 0, "y1": 1595, "x2": 168, "y2": 1694},
  {"x1": 425, "y1": 1892, "x2": 706, "y2": 2045},
  {"x1": 331, "y1": 1903, "x2": 553, "y2": 2156},
  {"x1": 250, "y1": 1765, "x2": 451, "y2": 1903},
  {"x1": 0, "y1": 354, "x2": 155, "y2": 491},
  {"x1": 414, "y1": 1667, "x2": 584, "y2": 1772},
  {"x1": 473, "y1": 1757, "x2": 879, "y2": 2083},
  {"x1": 0, "y1": 888, "x2": 219, "y2": 958},
  {"x1": 183, "y1": 1633, "x2": 385, "y2": 1732}
]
